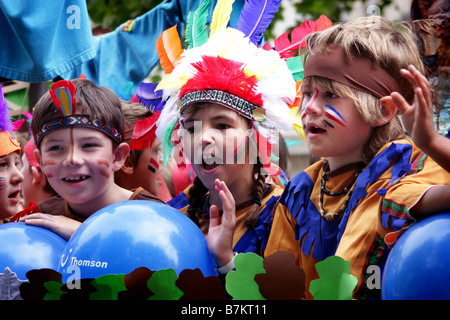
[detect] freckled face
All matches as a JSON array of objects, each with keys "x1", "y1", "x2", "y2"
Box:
[{"x1": 38, "y1": 127, "x2": 117, "y2": 205}]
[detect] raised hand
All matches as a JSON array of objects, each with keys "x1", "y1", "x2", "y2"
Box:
[{"x1": 207, "y1": 179, "x2": 236, "y2": 268}]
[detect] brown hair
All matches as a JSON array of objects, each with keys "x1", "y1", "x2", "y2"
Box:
[
  {"x1": 31, "y1": 78, "x2": 125, "y2": 147},
  {"x1": 301, "y1": 16, "x2": 424, "y2": 162},
  {"x1": 120, "y1": 100, "x2": 154, "y2": 166}
]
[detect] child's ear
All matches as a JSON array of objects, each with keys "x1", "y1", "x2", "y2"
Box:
[
  {"x1": 376, "y1": 96, "x2": 398, "y2": 126},
  {"x1": 30, "y1": 165, "x2": 44, "y2": 186},
  {"x1": 120, "y1": 156, "x2": 135, "y2": 175},
  {"x1": 33, "y1": 148, "x2": 42, "y2": 168},
  {"x1": 111, "y1": 142, "x2": 130, "y2": 172}
]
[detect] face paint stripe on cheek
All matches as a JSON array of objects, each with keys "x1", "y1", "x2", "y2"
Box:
[
  {"x1": 324, "y1": 104, "x2": 347, "y2": 127},
  {"x1": 69, "y1": 127, "x2": 74, "y2": 164},
  {"x1": 233, "y1": 136, "x2": 248, "y2": 164},
  {"x1": 100, "y1": 170, "x2": 110, "y2": 178},
  {"x1": 0, "y1": 177, "x2": 6, "y2": 191},
  {"x1": 305, "y1": 89, "x2": 319, "y2": 110},
  {"x1": 43, "y1": 160, "x2": 56, "y2": 167},
  {"x1": 98, "y1": 160, "x2": 110, "y2": 168},
  {"x1": 148, "y1": 157, "x2": 159, "y2": 173}
]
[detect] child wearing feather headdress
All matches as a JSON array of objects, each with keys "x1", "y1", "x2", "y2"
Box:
[
  {"x1": 153, "y1": 0, "x2": 311, "y2": 272},
  {"x1": 114, "y1": 100, "x2": 165, "y2": 198},
  {"x1": 264, "y1": 16, "x2": 450, "y2": 299},
  {"x1": 12, "y1": 78, "x2": 165, "y2": 239},
  {"x1": 0, "y1": 85, "x2": 23, "y2": 222}
]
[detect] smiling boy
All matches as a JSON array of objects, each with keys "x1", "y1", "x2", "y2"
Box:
[{"x1": 13, "y1": 78, "x2": 164, "y2": 239}]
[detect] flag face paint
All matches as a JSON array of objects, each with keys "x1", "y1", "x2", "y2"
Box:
[
  {"x1": 148, "y1": 157, "x2": 159, "y2": 173},
  {"x1": 324, "y1": 104, "x2": 347, "y2": 127}
]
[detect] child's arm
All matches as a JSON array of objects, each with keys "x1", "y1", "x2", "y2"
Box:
[
  {"x1": 390, "y1": 65, "x2": 450, "y2": 172},
  {"x1": 409, "y1": 185, "x2": 450, "y2": 218},
  {"x1": 20, "y1": 213, "x2": 81, "y2": 241},
  {"x1": 207, "y1": 179, "x2": 236, "y2": 270}
]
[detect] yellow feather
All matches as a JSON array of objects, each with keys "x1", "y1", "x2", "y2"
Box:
[
  {"x1": 58, "y1": 90, "x2": 71, "y2": 115},
  {"x1": 289, "y1": 107, "x2": 306, "y2": 140},
  {"x1": 156, "y1": 74, "x2": 188, "y2": 92},
  {"x1": 210, "y1": 0, "x2": 235, "y2": 37}
]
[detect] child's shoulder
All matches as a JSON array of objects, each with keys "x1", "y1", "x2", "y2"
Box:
[{"x1": 130, "y1": 187, "x2": 166, "y2": 204}]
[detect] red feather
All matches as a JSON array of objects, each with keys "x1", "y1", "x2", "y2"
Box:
[
  {"x1": 129, "y1": 112, "x2": 160, "y2": 151},
  {"x1": 179, "y1": 56, "x2": 263, "y2": 106},
  {"x1": 274, "y1": 15, "x2": 332, "y2": 59}
]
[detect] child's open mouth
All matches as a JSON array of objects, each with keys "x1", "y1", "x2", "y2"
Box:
[
  {"x1": 309, "y1": 126, "x2": 327, "y2": 134},
  {"x1": 8, "y1": 190, "x2": 19, "y2": 199},
  {"x1": 202, "y1": 155, "x2": 222, "y2": 172}
]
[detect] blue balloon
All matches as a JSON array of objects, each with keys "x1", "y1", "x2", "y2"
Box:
[
  {"x1": 382, "y1": 212, "x2": 450, "y2": 300},
  {"x1": 57, "y1": 200, "x2": 217, "y2": 282},
  {"x1": 0, "y1": 222, "x2": 67, "y2": 280}
]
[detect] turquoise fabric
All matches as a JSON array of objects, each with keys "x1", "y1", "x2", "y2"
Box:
[{"x1": 0, "y1": 0, "x2": 95, "y2": 82}]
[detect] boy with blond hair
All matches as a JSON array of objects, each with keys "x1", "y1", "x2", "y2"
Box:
[{"x1": 262, "y1": 17, "x2": 450, "y2": 299}]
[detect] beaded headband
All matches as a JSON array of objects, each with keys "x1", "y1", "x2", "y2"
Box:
[
  {"x1": 35, "y1": 80, "x2": 122, "y2": 147},
  {"x1": 35, "y1": 114, "x2": 122, "y2": 147},
  {"x1": 179, "y1": 89, "x2": 262, "y2": 121}
]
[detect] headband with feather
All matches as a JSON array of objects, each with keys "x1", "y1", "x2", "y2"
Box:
[{"x1": 35, "y1": 80, "x2": 122, "y2": 147}]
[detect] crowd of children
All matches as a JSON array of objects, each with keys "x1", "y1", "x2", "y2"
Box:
[{"x1": 0, "y1": 0, "x2": 449, "y2": 300}]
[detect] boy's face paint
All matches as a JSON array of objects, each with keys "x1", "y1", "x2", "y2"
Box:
[
  {"x1": 0, "y1": 152, "x2": 24, "y2": 219},
  {"x1": 127, "y1": 139, "x2": 162, "y2": 196},
  {"x1": 148, "y1": 157, "x2": 159, "y2": 173},
  {"x1": 301, "y1": 88, "x2": 319, "y2": 121},
  {"x1": 38, "y1": 127, "x2": 117, "y2": 206},
  {"x1": 324, "y1": 104, "x2": 347, "y2": 127},
  {"x1": 301, "y1": 85, "x2": 374, "y2": 165}
]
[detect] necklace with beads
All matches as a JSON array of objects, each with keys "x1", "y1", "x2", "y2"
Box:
[{"x1": 318, "y1": 162, "x2": 364, "y2": 222}]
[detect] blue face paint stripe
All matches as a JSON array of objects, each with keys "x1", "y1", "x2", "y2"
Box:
[{"x1": 324, "y1": 104, "x2": 347, "y2": 127}]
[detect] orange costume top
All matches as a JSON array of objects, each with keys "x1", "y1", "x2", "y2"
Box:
[
  {"x1": 170, "y1": 183, "x2": 284, "y2": 254},
  {"x1": 264, "y1": 139, "x2": 450, "y2": 300}
]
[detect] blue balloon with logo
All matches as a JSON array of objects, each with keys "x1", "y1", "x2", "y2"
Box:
[
  {"x1": 57, "y1": 200, "x2": 216, "y2": 282},
  {"x1": 382, "y1": 212, "x2": 450, "y2": 300},
  {"x1": 0, "y1": 222, "x2": 67, "y2": 280}
]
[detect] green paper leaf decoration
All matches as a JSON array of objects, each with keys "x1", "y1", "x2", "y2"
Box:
[
  {"x1": 90, "y1": 274, "x2": 126, "y2": 300},
  {"x1": 147, "y1": 268, "x2": 183, "y2": 300},
  {"x1": 309, "y1": 255, "x2": 358, "y2": 300},
  {"x1": 225, "y1": 252, "x2": 266, "y2": 300},
  {"x1": 43, "y1": 281, "x2": 66, "y2": 300}
]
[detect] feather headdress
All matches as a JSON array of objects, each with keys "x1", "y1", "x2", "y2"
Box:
[
  {"x1": 0, "y1": 85, "x2": 21, "y2": 157},
  {"x1": 153, "y1": 0, "x2": 331, "y2": 172}
]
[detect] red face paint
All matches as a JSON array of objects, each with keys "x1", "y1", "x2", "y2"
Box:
[
  {"x1": 42, "y1": 160, "x2": 56, "y2": 167},
  {"x1": 148, "y1": 157, "x2": 159, "y2": 173},
  {"x1": 97, "y1": 159, "x2": 110, "y2": 168},
  {"x1": 302, "y1": 89, "x2": 319, "y2": 120},
  {"x1": 0, "y1": 177, "x2": 6, "y2": 191}
]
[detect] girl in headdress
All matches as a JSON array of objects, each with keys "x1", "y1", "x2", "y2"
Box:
[{"x1": 154, "y1": 0, "x2": 298, "y2": 272}]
